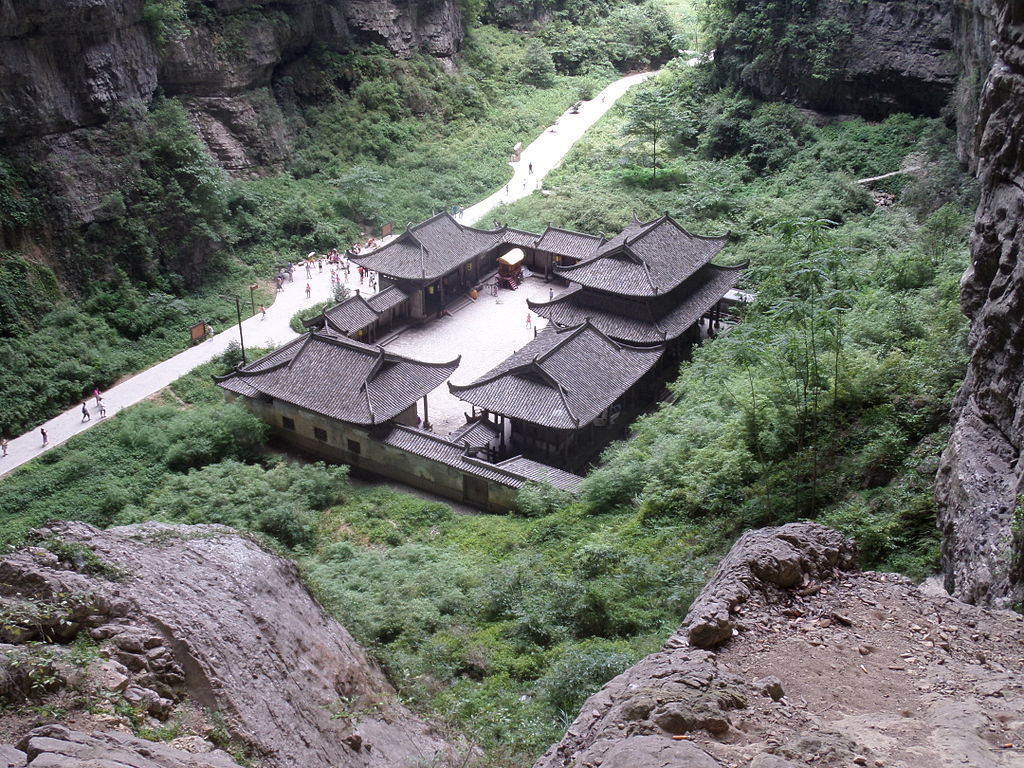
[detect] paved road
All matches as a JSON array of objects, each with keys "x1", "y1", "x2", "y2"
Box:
[
  {"x1": 0, "y1": 71, "x2": 653, "y2": 478},
  {"x1": 462, "y1": 71, "x2": 653, "y2": 227}
]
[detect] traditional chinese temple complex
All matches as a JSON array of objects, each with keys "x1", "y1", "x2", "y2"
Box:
[{"x1": 222, "y1": 212, "x2": 743, "y2": 508}]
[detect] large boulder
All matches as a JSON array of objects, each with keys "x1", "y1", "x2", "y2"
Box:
[{"x1": 0, "y1": 521, "x2": 458, "y2": 768}]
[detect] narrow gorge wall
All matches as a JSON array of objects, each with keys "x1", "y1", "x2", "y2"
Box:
[
  {"x1": 936, "y1": 0, "x2": 1024, "y2": 610},
  {"x1": 0, "y1": 0, "x2": 463, "y2": 168},
  {"x1": 711, "y1": 0, "x2": 958, "y2": 118}
]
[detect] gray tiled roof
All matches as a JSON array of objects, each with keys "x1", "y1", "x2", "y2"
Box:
[
  {"x1": 555, "y1": 214, "x2": 728, "y2": 297},
  {"x1": 304, "y1": 286, "x2": 409, "y2": 335},
  {"x1": 495, "y1": 456, "x2": 585, "y2": 492},
  {"x1": 449, "y1": 323, "x2": 663, "y2": 429},
  {"x1": 529, "y1": 264, "x2": 743, "y2": 343},
  {"x1": 350, "y1": 213, "x2": 540, "y2": 282},
  {"x1": 217, "y1": 331, "x2": 459, "y2": 425},
  {"x1": 449, "y1": 418, "x2": 500, "y2": 446},
  {"x1": 379, "y1": 425, "x2": 583, "y2": 492},
  {"x1": 500, "y1": 227, "x2": 541, "y2": 248},
  {"x1": 536, "y1": 226, "x2": 604, "y2": 261},
  {"x1": 367, "y1": 285, "x2": 408, "y2": 313},
  {"x1": 317, "y1": 295, "x2": 378, "y2": 334}
]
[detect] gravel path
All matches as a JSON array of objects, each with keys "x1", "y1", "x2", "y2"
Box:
[{"x1": 0, "y1": 71, "x2": 652, "y2": 477}]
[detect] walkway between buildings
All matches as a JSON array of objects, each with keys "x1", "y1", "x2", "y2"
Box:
[{"x1": 0, "y1": 70, "x2": 653, "y2": 477}]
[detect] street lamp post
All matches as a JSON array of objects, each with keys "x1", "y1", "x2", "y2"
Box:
[
  {"x1": 222, "y1": 295, "x2": 247, "y2": 365},
  {"x1": 249, "y1": 283, "x2": 258, "y2": 316}
]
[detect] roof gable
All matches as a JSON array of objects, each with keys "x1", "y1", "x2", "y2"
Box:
[
  {"x1": 556, "y1": 214, "x2": 728, "y2": 297},
  {"x1": 449, "y1": 323, "x2": 662, "y2": 429},
  {"x1": 217, "y1": 331, "x2": 459, "y2": 425}
]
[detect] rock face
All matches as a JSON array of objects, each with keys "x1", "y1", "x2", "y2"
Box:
[
  {"x1": 0, "y1": 0, "x2": 463, "y2": 172},
  {"x1": 936, "y1": 0, "x2": 1024, "y2": 610},
  {"x1": 533, "y1": 523, "x2": 1024, "y2": 768},
  {"x1": 713, "y1": 0, "x2": 958, "y2": 118},
  {"x1": 0, "y1": 522, "x2": 458, "y2": 768},
  {"x1": 12, "y1": 725, "x2": 245, "y2": 768}
]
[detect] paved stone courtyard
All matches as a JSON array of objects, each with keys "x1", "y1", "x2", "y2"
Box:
[{"x1": 383, "y1": 276, "x2": 569, "y2": 437}]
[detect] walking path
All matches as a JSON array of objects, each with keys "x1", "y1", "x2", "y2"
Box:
[
  {"x1": 0, "y1": 71, "x2": 653, "y2": 478},
  {"x1": 462, "y1": 71, "x2": 652, "y2": 226}
]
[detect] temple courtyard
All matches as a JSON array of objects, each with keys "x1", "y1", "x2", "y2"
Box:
[{"x1": 381, "y1": 276, "x2": 566, "y2": 437}]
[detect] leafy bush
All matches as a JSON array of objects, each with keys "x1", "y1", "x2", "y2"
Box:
[
  {"x1": 290, "y1": 301, "x2": 332, "y2": 333},
  {"x1": 516, "y1": 482, "x2": 573, "y2": 517},
  {"x1": 122, "y1": 460, "x2": 348, "y2": 550},
  {"x1": 536, "y1": 639, "x2": 636, "y2": 715}
]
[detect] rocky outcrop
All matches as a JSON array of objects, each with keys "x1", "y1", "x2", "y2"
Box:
[
  {"x1": 713, "y1": 0, "x2": 957, "y2": 118},
  {"x1": 11, "y1": 725, "x2": 246, "y2": 767},
  {"x1": 533, "y1": 523, "x2": 1024, "y2": 768},
  {"x1": 936, "y1": 0, "x2": 1024, "y2": 610},
  {"x1": 680, "y1": 523, "x2": 857, "y2": 649},
  {"x1": 0, "y1": 522, "x2": 458, "y2": 768},
  {"x1": 952, "y1": 0, "x2": 999, "y2": 167}
]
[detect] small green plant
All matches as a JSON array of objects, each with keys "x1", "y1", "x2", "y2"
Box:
[
  {"x1": 290, "y1": 301, "x2": 333, "y2": 334},
  {"x1": 33, "y1": 537, "x2": 127, "y2": 581},
  {"x1": 143, "y1": 0, "x2": 190, "y2": 46}
]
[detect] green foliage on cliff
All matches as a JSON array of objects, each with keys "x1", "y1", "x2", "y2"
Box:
[{"x1": 702, "y1": 0, "x2": 851, "y2": 84}]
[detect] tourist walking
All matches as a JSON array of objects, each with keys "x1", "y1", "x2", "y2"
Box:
[
  {"x1": 260, "y1": 304, "x2": 266, "y2": 320},
  {"x1": 528, "y1": 162, "x2": 533, "y2": 174},
  {"x1": 1, "y1": 437, "x2": 7, "y2": 457},
  {"x1": 98, "y1": 401, "x2": 107, "y2": 418},
  {"x1": 305, "y1": 283, "x2": 311, "y2": 299},
  {"x1": 81, "y1": 401, "x2": 91, "y2": 422},
  {"x1": 305, "y1": 263, "x2": 312, "y2": 278},
  {"x1": 93, "y1": 387, "x2": 102, "y2": 406},
  {"x1": 40, "y1": 428, "x2": 48, "y2": 446},
  {"x1": 526, "y1": 312, "x2": 532, "y2": 328}
]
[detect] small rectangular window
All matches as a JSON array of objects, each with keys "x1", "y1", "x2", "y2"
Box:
[
  {"x1": 314, "y1": 427, "x2": 327, "y2": 442},
  {"x1": 347, "y1": 439, "x2": 361, "y2": 455},
  {"x1": 282, "y1": 416, "x2": 295, "y2": 431}
]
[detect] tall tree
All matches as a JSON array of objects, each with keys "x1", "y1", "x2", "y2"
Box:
[{"x1": 624, "y1": 87, "x2": 677, "y2": 182}]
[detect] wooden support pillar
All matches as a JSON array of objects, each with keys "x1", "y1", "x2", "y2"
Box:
[{"x1": 422, "y1": 395, "x2": 431, "y2": 431}]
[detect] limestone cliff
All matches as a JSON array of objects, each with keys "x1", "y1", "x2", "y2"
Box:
[
  {"x1": 0, "y1": 0, "x2": 463, "y2": 170},
  {"x1": 712, "y1": 0, "x2": 957, "y2": 118},
  {"x1": 533, "y1": 523, "x2": 1024, "y2": 768},
  {"x1": 936, "y1": 0, "x2": 1024, "y2": 609},
  {"x1": 0, "y1": 521, "x2": 460, "y2": 767}
]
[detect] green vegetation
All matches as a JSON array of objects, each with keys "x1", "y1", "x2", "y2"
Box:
[
  {"x1": 0, "y1": 24, "x2": 619, "y2": 438},
  {"x1": 495, "y1": 62, "x2": 973, "y2": 579},
  {"x1": 702, "y1": 0, "x2": 851, "y2": 85},
  {"x1": 0, "y1": 5, "x2": 978, "y2": 766},
  {"x1": 290, "y1": 301, "x2": 333, "y2": 334}
]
